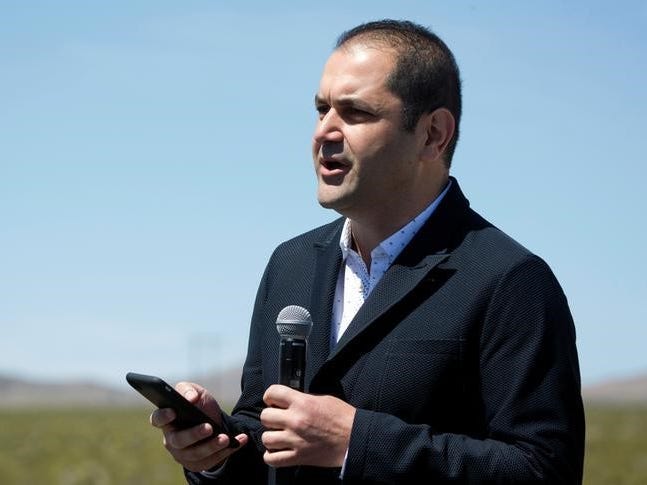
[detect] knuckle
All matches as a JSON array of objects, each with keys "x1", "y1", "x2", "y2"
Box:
[
  {"x1": 164, "y1": 432, "x2": 177, "y2": 449},
  {"x1": 207, "y1": 436, "x2": 229, "y2": 454},
  {"x1": 291, "y1": 414, "x2": 308, "y2": 432}
]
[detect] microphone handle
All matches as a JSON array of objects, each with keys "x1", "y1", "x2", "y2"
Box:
[
  {"x1": 279, "y1": 338, "x2": 306, "y2": 391},
  {"x1": 276, "y1": 338, "x2": 306, "y2": 484}
]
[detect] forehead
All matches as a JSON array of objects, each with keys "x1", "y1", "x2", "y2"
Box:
[{"x1": 317, "y1": 43, "x2": 397, "y2": 99}]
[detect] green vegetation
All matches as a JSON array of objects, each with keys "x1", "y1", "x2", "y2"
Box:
[
  {"x1": 585, "y1": 405, "x2": 647, "y2": 484},
  {"x1": 0, "y1": 405, "x2": 646, "y2": 484},
  {"x1": 0, "y1": 407, "x2": 184, "y2": 485}
]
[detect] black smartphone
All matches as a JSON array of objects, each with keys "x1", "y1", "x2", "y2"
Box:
[{"x1": 125, "y1": 372, "x2": 239, "y2": 448}]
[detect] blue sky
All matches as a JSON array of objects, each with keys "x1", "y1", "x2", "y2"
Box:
[{"x1": 1, "y1": 1, "x2": 646, "y2": 389}]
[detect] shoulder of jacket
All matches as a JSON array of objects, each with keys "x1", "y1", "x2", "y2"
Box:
[{"x1": 274, "y1": 217, "x2": 344, "y2": 252}]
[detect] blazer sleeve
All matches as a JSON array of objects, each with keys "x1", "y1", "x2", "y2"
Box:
[{"x1": 342, "y1": 255, "x2": 585, "y2": 484}]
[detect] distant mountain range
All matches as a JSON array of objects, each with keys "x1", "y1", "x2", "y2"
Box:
[
  {"x1": 1, "y1": 369, "x2": 646, "y2": 408},
  {"x1": 0, "y1": 367, "x2": 243, "y2": 408},
  {"x1": 0, "y1": 374, "x2": 139, "y2": 407},
  {"x1": 582, "y1": 373, "x2": 647, "y2": 404}
]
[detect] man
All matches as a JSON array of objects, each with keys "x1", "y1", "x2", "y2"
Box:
[{"x1": 151, "y1": 20, "x2": 585, "y2": 483}]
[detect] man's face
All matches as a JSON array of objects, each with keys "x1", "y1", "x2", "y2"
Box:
[{"x1": 312, "y1": 43, "x2": 424, "y2": 220}]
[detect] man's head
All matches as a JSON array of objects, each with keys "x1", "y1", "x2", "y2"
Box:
[
  {"x1": 336, "y1": 20, "x2": 462, "y2": 167},
  {"x1": 312, "y1": 20, "x2": 459, "y2": 230}
]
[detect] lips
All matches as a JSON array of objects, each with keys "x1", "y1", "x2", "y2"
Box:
[
  {"x1": 319, "y1": 157, "x2": 350, "y2": 177},
  {"x1": 323, "y1": 159, "x2": 346, "y2": 170}
]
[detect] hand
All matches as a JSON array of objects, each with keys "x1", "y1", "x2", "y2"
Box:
[
  {"x1": 260, "y1": 385, "x2": 356, "y2": 468},
  {"x1": 150, "y1": 381, "x2": 248, "y2": 472}
]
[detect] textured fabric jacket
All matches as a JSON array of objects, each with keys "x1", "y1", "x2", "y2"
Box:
[{"x1": 185, "y1": 178, "x2": 585, "y2": 484}]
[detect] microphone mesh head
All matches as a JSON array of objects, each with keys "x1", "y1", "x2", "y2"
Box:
[{"x1": 276, "y1": 305, "x2": 313, "y2": 340}]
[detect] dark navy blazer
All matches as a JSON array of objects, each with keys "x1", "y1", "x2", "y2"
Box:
[{"x1": 186, "y1": 178, "x2": 585, "y2": 484}]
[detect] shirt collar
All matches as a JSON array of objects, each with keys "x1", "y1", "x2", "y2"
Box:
[{"x1": 338, "y1": 179, "x2": 452, "y2": 264}]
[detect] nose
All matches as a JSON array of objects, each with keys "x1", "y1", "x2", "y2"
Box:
[{"x1": 313, "y1": 109, "x2": 343, "y2": 145}]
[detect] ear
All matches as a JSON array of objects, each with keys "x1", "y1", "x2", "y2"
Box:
[{"x1": 419, "y1": 108, "x2": 455, "y2": 163}]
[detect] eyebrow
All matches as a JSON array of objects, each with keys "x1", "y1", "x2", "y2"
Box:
[{"x1": 314, "y1": 94, "x2": 373, "y2": 110}]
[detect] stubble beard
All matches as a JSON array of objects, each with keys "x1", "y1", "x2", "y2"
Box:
[{"x1": 316, "y1": 180, "x2": 355, "y2": 215}]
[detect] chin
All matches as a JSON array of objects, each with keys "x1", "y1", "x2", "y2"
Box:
[
  {"x1": 317, "y1": 194, "x2": 346, "y2": 211},
  {"x1": 317, "y1": 185, "x2": 355, "y2": 212},
  {"x1": 317, "y1": 198, "x2": 339, "y2": 210}
]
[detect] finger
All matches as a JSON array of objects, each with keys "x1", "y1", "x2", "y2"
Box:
[
  {"x1": 263, "y1": 384, "x2": 299, "y2": 408},
  {"x1": 260, "y1": 406, "x2": 289, "y2": 429},
  {"x1": 264, "y1": 448, "x2": 297, "y2": 468},
  {"x1": 230, "y1": 433, "x2": 249, "y2": 452},
  {"x1": 150, "y1": 408, "x2": 177, "y2": 428},
  {"x1": 175, "y1": 434, "x2": 232, "y2": 470},
  {"x1": 175, "y1": 382, "x2": 202, "y2": 403},
  {"x1": 182, "y1": 433, "x2": 249, "y2": 472},
  {"x1": 175, "y1": 381, "x2": 223, "y2": 418},
  {"x1": 165, "y1": 423, "x2": 215, "y2": 450},
  {"x1": 261, "y1": 429, "x2": 292, "y2": 451}
]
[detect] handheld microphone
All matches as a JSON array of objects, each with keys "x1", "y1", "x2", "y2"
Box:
[
  {"x1": 274, "y1": 306, "x2": 313, "y2": 485},
  {"x1": 276, "y1": 305, "x2": 313, "y2": 391}
]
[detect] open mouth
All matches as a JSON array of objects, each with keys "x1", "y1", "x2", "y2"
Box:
[{"x1": 323, "y1": 160, "x2": 347, "y2": 171}]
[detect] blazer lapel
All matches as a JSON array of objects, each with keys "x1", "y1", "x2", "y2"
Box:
[
  {"x1": 329, "y1": 252, "x2": 449, "y2": 360},
  {"x1": 305, "y1": 221, "x2": 343, "y2": 391}
]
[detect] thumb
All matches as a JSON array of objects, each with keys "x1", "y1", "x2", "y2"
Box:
[
  {"x1": 176, "y1": 381, "x2": 223, "y2": 422},
  {"x1": 175, "y1": 381, "x2": 201, "y2": 403}
]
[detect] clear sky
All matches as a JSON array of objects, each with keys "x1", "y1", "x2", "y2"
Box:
[{"x1": 1, "y1": 1, "x2": 646, "y2": 389}]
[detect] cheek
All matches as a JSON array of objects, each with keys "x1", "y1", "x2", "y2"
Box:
[{"x1": 344, "y1": 127, "x2": 386, "y2": 162}]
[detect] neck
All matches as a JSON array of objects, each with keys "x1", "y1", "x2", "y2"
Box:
[{"x1": 348, "y1": 175, "x2": 449, "y2": 258}]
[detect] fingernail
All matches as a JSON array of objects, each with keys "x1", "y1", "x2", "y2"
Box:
[
  {"x1": 184, "y1": 389, "x2": 197, "y2": 400},
  {"x1": 201, "y1": 424, "x2": 212, "y2": 437}
]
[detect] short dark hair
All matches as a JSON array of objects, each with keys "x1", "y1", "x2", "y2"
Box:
[{"x1": 336, "y1": 20, "x2": 462, "y2": 166}]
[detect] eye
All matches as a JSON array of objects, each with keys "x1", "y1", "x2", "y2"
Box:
[
  {"x1": 341, "y1": 106, "x2": 374, "y2": 123},
  {"x1": 348, "y1": 107, "x2": 369, "y2": 116},
  {"x1": 315, "y1": 104, "x2": 330, "y2": 119}
]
